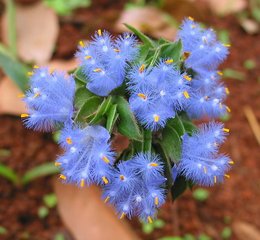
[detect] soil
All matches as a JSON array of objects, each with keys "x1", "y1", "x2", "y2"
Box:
[{"x1": 0, "y1": 0, "x2": 260, "y2": 240}]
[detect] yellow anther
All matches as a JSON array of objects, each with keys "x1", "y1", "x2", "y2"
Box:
[
  {"x1": 55, "y1": 162, "x2": 61, "y2": 167},
  {"x1": 149, "y1": 162, "x2": 158, "y2": 167},
  {"x1": 225, "y1": 87, "x2": 230, "y2": 95},
  {"x1": 153, "y1": 114, "x2": 160, "y2": 123},
  {"x1": 104, "y1": 196, "x2": 110, "y2": 203},
  {"x1": 66, "y1": 137, "x2": 72, "y2": 145},
  {"x1": 59, "y1": 174, "x2": 66, "y2": 180},
  {"x1": 84, "y1": 55, "x2": 92, "y2": 60},
  {"x1": 80, "y1": 179, "x2": 85, "y2": 187},
  {"x1": 223, "y1": 128, "x2": 230, "y2": 133},
  {"x1": 119, "y1": 175, "x2": 125, "y2": 181},
  {"x1": 223, "y1": 44, "x2": 231, "y2": 47},
  {"x1": 120, "y1": 212, "x2": 125, "y2": 219},
  {"x1": 98, "y1": 29, "x2": 102, "y2": 36},
  {"x1": 219, "y1": 103, "x2": 223, "y2": 109},
  {"x1": 102, "y1": 156, "x2": 110, "y2": 164},
  {"x1": 155, "y1": 196, "x2": 159, "y2": 206},
  {"x1": 93, "y1": 68, "x2": 102, "y2": 72},
  {"x1": 188, "y1": 16, "x2": 194, "y2": 21},
  {"x1": 203, "y1": 166, "x2": 207, "y2": 174},
  {"x1": 137, "y1": 93, "x2": 147, "y2": 100},
  {"x1": 27, "y1": 71, "x2": 34, "y2": 76},
  {"x1": 225, "y1": 174, "x2": 230, "y2": 179},
  {"x1": 113, "y1": 48, "x2": 120, "y2": 52},
  {"x1": 204, "y1": 96, "x2": 209, "y2": 100},
  {"x1": 183, "y1": 51, "x2": 191, "y2": 60},
  {"x1": 183, "y1": 91, "x2": 190, "y2": 99},
  {"x1": 17, "y1": 93, "x2": 25, "y2": 98},
  {"x1": 33, "y1": 92, "x2": 40, "y2": 98},
  {"x1": 226, "y1": 106, "x2": 231, "y2": 113},
  {"x1": 184, "y1": 75, "x2": 192, "y2": 81},
  {"x1": 147, "y1": 216, "x2": 153, "y2": 224},
  {"x1": 102, "y1": 176, "x2": 109, "y2": 185},
  {"x1": 139, "y1": 64, "x2": 145, "y2": 73},
  {"x1": 165, "y1": 59, "x2": 174, "y2": 64},
  {"x1": 214, "y1": 176, "x2": 217, "y2": 184},
  {"x1": 79, "y1": 40, "x2": 85, "y2": 47},
  {"x1": 229, "y1": 161, "x2": 234, "y2": 165},
  {"x1": 33, "y1": 65, "x2": 39, "y2": 69},
  {"x1": 217, "y1": 71, "x2": 223, "y2": 76},
  {"x1": 191, "y1": 24, "x2": 196, "y2": 29},
  {"x1": 21, "y1": 113, "x2": 29, "y2": 118}
]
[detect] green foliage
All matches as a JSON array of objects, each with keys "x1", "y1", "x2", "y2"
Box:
[
  {"x1": 44, "y1": 0, "x2": 91, "y2": 16},
  {"x1": 198, "y1": 234, "x2": 212, "y2": 240},
  {"x1": 218, "y1": 30, "x2": 230, "y2": 45},
  {"x1": 171, "y1": 176, "x2": 187, "y2": 200},
  {"x1": 243, "y1": 59, "x2": 256, "y2": 70},
  {"x1": 38, "y1": 206, "x2": 49, "y2": 219},
  {"x1": 0, "y1": 226, "x2": 7, "y2": 235},
  {"x1": 192, "y1": 188, "x2": 210, "y2": 202},
  {"x1": 43, "y1": 193, "x2": 57, "y2": 208},
  {"x1": 54, "y1": 233, "x2": 66, "y2": 240},
  {"x1": 0, "y1": 163, "x2": 19, "y2": 185},
  {"x1": 141, "y1": 218, "x2": 165, "y2": 234},
  {"x1": 223, "y1": 68, "x2": 245, "y2": 81},
  {"x1": 221, "y1": 227, "x2": 232, "y2": 239}
]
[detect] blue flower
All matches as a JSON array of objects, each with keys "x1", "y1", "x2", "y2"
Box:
[
  {"x1": 102, "y1": 153, "x2": 166, "y2": 222},
  {"x1": 76, "y1": 30, "x2": 139, "y2": 96},
  {"x1": 128, "y1": 60, "x2": 190, "y2": 130},
  {"x1": 56, "y1": 125, "x2": 116, "y2": 187},
  {"x1": 22, "y1": 67, "x2": 75, "y2": 132},
  {"x1": 176, "y1": 122, "x2": 232, "y2": 186}
]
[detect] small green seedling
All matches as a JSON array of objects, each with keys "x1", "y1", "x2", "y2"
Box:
[
  {"x1": 223, "y1": 68, "x2": 245, "y2": 81},
  {"x1": 142, "y1": 218, "x2": 165, "y2": 234},
  {"x1": 0, "y1": 226, "x2": 7, "y2": 235},
  {"x1": 43, "y1": 193, "x2": 57, "y2": 208},
  {"x1": 192, "y1": 188, "x2": 210, "y2": 202},
  {"x1": 38, "y1": 206, "x2": 49, "y2": 219},
  {"x1": 243, "y1": 59, "x2": 256, "y2": 70},
  {"x1": 221, "y1": 227, "x2": 232, "y2": 239}
]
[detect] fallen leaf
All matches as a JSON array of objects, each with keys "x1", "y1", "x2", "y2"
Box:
[
  {"x1": 115, "y1": 6, "x2": 177, "y2": 40},
  {"x1": 0, "y1": 77, "x2": 27, "y2": 115},
  {"x1": 203, "y1": 0, "x2": 247, "y2": 16},
  {"x1": 2, "y1": 2, "x2": 59, "y2": 64},
  {"x1": 233, "y1": 221, "x2": 260, "y2": 240},
  {"x1": 239, "y1": 18, "x2": 259, "y2": 34},
  {"x1": 54, "y1": 179, "x2": 139, "y2": 240}
]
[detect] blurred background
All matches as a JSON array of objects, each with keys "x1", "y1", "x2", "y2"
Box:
[{"x1": 0, "y1": 0, "x2": 259, "y2": 239}]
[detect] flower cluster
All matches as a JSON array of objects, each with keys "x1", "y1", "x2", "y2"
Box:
[
  {"x1": 176, "y1": 122, "x2": 232, "y2": 186},
  {"x1": 76, "y1": 30, "x2": 138, "y2": 96},
  {"x1": 178, "y1": 17, "x2": 230, "y2": 119},
  {"x1": 128, "y1": 61, "x2": 190, "y2": 130},
  {"x1": 21, "y1": 67, "x2": 75, "y2": 131}
]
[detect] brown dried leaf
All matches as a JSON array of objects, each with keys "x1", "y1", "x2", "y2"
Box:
[
  {"x1": 233, "y1": 221, "x2": 260, "y2": 240},
  {"x1": 115, "y1": 6, "x2": 176, "y2": 40},
  {"x1": 2, "y1": 2, "x2": 59, "y2": 64},
  {"x1": 54, "y1": 179, "x2": 139, "y2": 240}
]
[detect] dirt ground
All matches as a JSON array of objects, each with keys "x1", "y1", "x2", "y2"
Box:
[{"x1": 0, "y1": 0, "x2": 259, "y2": 239}]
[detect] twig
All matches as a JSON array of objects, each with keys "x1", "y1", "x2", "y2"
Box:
[{"x1": 244, "y1": 105, "x2": 260, "y2": 145}]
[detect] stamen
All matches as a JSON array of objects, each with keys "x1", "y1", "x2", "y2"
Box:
[
  {"x1": 119, "y1": 175, "x2": 125, "y2": 181},
  {"x1": 21, "y1": 113, "x2": 29, "y2": 118},
  {"x1": 79, "y1": 41, "x2": 85, "y2": 47},
  {"x1": 225, "y1": 174, "x2": 230, "y2": 179},
  {"x1": 55, "y1": 162, "x2": 61, "y2": 167},
  {"x1": 80, "y1": 179, "x2": 85, "y2": 187},
  {"x1": 226, "y1": 106, "x2": 231, "y2": 112},
  {"x1": 155, "y1": 196, "x2": 159, "y2": 206},
  {"x1": 104, "y1": 196, "x2": 110, "y2": 203},
  {"x1": 188, "y1": 16, "x2": 194, "y2": 21},
  {"x1": 149, "y1": 162, "x2": 158, "y2": 167},
  {"x1": 137, "y1": 93, "x2": 147, "y2": 100},
  {"x1": 113, "y1": 48, "x2": 120, "y2": 52},
  {"x1": 139, "y1": 64, "x2": 145, "y2": 73},
  {"x1": 33, "y1": 65, "x2": 39, "y2": 69},
  {"x1": 84, "y1": 55, "x2": 92, "y2": 60},
  {"x1": 203, "y1": 166, "x2": 207, "y2": 174},
  {"x1": 214, "y1": 176, "x2": 217, "y2": 184},
  {"x1": 120, "y1": 212, "x2": 125, "y2": 219},
  {"x1": 184, "y1": 75, "x2": 192, "y2": 81},
  {"x1": 165, "y1": 59, "x2": 174, "y2": 64},
  {"x1": 229, "y1": 161, "x2": 234, "y2": 165},
  {"x1": 17, "y1": 93, "x2": 25, "y2": 98},
  {"x1": 66, "y1": 137, "x2": 73, "y2": 145},
  {"x1": 93, "y1": 68, "x2": 102, "y2": 72},
  {"x1": 147, "y1": 216, "x2": 153, "y2": 224},
  {"x1": 33, "y1": 92, "x2": 40, "y2": 98},
  {"x1": 191, "y1": 25, "x2": 196, "y2": 29},
  {"x1": 183, "y1": 51, "x2": 190, "y2": 59},
  {"x1": 225, "y1": 87, "x2": 230, "y2": 94},
  {"x1": 223, "y1": 128, "x2": 230, "y2": 133},
  {"x1": 102, "y1": 176, "x2": 109, "y2": 185},
  {"x1": 59, "y1": 174, "x2": 66, "y2": 180},
  {"x1": 223, "y1": 44, "x2": 231, "y2": 47},
  {"x1": 98, "y1": 29, "x2": 102, "y2": 36},
  {"x1": 219, "y1": 103, "x2": 223, "y2": 108},
  {"x1": 153, "y1": 114, "x2": 160, "y2": 123},
  {"x1": 183, "y1": 91, "x2": 190, "y2": 99},
  {"x1": 102, "y1": 156, "x2": 110, "y2": 164},
  {"x1": 27, "y1": 71, "x2": 34, "y2": 76},
  {"x1": 217, "y1": 71, "x2": 223, "y2": 76}
]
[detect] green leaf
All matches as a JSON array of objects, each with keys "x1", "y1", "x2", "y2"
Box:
[
  {"x1": 143, "y1": 129, "x2": 152, "y2": 152},
  {"x1": 74, "y1": 96, "x2": 102, "y2": 123},
  {"x1": 74, "y1": 87, "x2": 95, "y2": 109},
  {"x1": 22, "y1": 162, "x2": 60, "y2": 185},
  {"x1": 183, "y1": 234, "x2": 196, "y2": 240},
  {"x1": 0, "y1": 51, "x2": 29, "y2": 91},
  {"x1": 54, "y1": 233, "x2": 66, "y2": 240},
  {"x1": 171, "y1": 176, "x2": 187, "y2": 200},
  {"x1": 74, "y1": 67, "x2": 87, "y2": 84},
  {"x1": 192, "y1": 188, "x2": 209, "y2": 202},
  {"x1": 43, "y1": 193, "x2": 57, "y2": 208},
  {"x1": 159, "y1": 40, "x2": 182, "y2": 62},
  {"x1": 243, "y1": 59, "x2": 256, "y2": 70},
  {"x1": 198, "y1": 234, "x2": 212, "y2": 240},
  {"x1": 106, "y1": 104, "x2": 118, "y2": 133},
  {"x1": 124, "y1": 23, "x2": 155, "y2": 48},
  {"x1": 154, "y1": 219, "x2": 165, "y2": 229},
  {"x1": 38, "y1": 206, "x2": 49, "y2": 219},
  {"x1": 167, "y1": 116, "x2": 185, "y2": 136},
  {"x1": 223, "y1": 68, "x2": 245, "y2": 81},
  {"x1": 142, "y1": 222, "x2": 154, "y2": 234},
  {"x1": 182, "y1": 120, "x2": 197, "y2": 135},
  {"x1": 0, "y1": 226, "x2": 7, "y2": 235},
  {"x1": 221, "y1": 227, "x2": 232, "y2": 240},
  {"x1": 0, "y1": 163, "x2": 19, "y2": 184},
  {"x1": 89, "y1": 96, "x2": 112, "y2": 124},
  {"x1": 115, "y1": 96, "x2": 142, "y2": 141},
  {"x1": 161, "y1": 126, "x2": 181, "y2": 163}
]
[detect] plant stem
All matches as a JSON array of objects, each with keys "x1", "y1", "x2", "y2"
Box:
[{"x1": 143, "y1": 129, "x2": 152, "y2": 152}]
